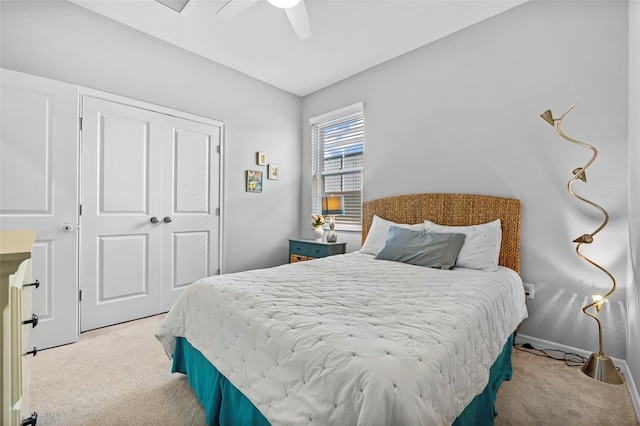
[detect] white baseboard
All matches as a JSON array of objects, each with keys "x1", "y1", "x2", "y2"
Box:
[{"x1": 516, "y1": 333, "x2": 640, "y2": 423}]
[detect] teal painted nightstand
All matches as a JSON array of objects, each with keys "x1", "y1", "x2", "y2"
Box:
[{"x1": 288, "y1": 239, "x2": 347, "y2": 263}]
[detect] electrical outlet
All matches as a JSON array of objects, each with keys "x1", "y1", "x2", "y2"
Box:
[{"x1": 523, "y1": 283, "x2": 534, "y2": 300}]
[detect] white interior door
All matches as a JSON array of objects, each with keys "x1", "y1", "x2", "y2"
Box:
[
  {"x1": 80, "y1": 96, "x2": 163, "y2": 331},
  {"x1": 161, "y1": 116, "x2": 221, "y2": 311},
  {"x1": 0, "y1": 68, "x2": 79, "y2": 349}
]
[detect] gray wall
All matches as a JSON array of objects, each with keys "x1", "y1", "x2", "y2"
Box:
[
  {"x1": 301, "y1": 0, "x2": 630, "y2": 358},
  {"x1": 627, "y1": 0, "x2": 640, "y2": 396},
  {"x1": 0, "y1": 0, "x2": 301, "y2": 273}
]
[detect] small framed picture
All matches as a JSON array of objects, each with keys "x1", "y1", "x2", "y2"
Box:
[
  {"x1": 256, "y1": 152, "x2": 266, "y2": 165},
  {"x1": 267, "y1": 164, "x2": 279, "y2": 180},
  {"x1": 246, "y1": 170, "x2": 263, "y2": 193}
]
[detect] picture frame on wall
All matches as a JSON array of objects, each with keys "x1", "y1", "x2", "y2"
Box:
[
  {"x1": 246, "y1": 170, "x2": 263, "y2": 193},
  {"x1": 256, "y1": 152, "x2": 266, "y2": 165},
  {"x1": 267, "y1": 164, "x2": 279, "y2": 180}
]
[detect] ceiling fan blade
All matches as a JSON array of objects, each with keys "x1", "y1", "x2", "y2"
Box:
[
  {"x1": 217, "y1": 0, "x2": 260, "y2": 19},
  {"x1": 285, "y1": 0, "x2": 311, "y2": 40},
  {"x1": 155, "y1": 0, "x2": 191, "y2": 13}
]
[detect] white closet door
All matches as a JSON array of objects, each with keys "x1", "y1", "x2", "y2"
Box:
[
  {"x1": 80, "y1": 96, "x2": 163, "y2": 331},
  {"x1": 161, "y1": 116, "x2": 221, "y2": 311},
  {"x1": 0, "y1": 68, "x2": 79, "y2": 349}
]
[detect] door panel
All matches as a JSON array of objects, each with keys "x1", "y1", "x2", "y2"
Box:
[
  {"x1": 0, "y1": 87, "x2": 52, "y2": 214},
  {"x1": 99, "y1": 113, "x2": 151, "y2": 213},
  {"x1": 161, "y1": 116, "x2": 220, "y2": 311},
  {"x1": 173, "y1": 129, "x2": 211, "y2": 213},
  {"x1": 172, "y1": 231, "x2": 209, "y2": 288},
  {"x1": 30, "y1": 240, "x2": 52, "y2": 321},
  {"x1": 98, "y1": 234, "x2": 149, "y2": 301},
  {"x1": 0, "y1": 68, "x2": 79, "y2": 349},
  {"x1": 81, "y1": 96, "x2": 162, "y2": 331}
]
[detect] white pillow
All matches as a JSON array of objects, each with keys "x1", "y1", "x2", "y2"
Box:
[
  {"x1": 360, "y1": 215, "x2": 425, "y2": 255},
  {"x1": 423, "y1": 219, "x2": 502, "y2": 271}
]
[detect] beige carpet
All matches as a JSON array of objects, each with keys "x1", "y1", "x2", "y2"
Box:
[{"x1": 28, "y1": 314, "x2": 638, "y2": 425}]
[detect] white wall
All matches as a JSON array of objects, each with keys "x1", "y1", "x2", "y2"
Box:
[
  {"x1": 0, "y1": 0, "x2": 301, "y2": 273},
  {"x1": 627, "y1": 0, "x2": 640, "y2": 393},
  {"x1": 301, "y1": 0, "x2": 630, "y2": 358},
  {"x1": 3, "y1": 0, "x2": 633, "y2": 365}
]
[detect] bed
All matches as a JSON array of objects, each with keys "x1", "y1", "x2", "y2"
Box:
[{"x1": 156, "y1": 193, "x2": 528, "y2": 426}]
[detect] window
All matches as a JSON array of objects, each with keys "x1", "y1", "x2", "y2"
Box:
[{"x1": 311, "y1": 103, "x2": 364, "y2": 230}]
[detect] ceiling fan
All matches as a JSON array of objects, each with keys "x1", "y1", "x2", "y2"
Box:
[
  {"x1": 155, "y1": 0, "x2": 311, "y2": 40},
  {"x1": 217, "y1": 0, "x2": 312, "y2": 40}
]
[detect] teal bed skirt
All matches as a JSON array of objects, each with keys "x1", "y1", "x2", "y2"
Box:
[{"x1": 172, "y1": 334, "x2": 514, "y2": 426}]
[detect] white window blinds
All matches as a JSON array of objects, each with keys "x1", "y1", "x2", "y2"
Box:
[{"x1": 311, "y1": 104, "x2": 364, "y2": 229}]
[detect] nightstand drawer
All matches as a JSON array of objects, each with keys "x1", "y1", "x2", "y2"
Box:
[
  {"x1": 288, "y1": 239, "x2": 347, "y2": 263},
  {"x1": 289, "y1": 241, "x2": 309, "y2": 256},
  {"x1": 307, "y1": 245, "x2": 331, "y2": 258}
]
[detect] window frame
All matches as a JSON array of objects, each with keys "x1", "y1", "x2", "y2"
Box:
[{"x1": 310, "y1": 102, "x2": 364, "y2": 232}]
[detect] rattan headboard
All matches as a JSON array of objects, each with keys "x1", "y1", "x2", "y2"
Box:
[{"x1": 362, "y1": 193, "x2": 521, "y2": 273}]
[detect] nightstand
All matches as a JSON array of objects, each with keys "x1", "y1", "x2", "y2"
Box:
[{"x1": 288, "y1": 239, "x2": 347, "y2": 263}]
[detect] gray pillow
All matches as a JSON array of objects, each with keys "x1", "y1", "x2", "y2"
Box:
[{"x1": 375, "y1": 226, "x2": 466, "y2": 270}]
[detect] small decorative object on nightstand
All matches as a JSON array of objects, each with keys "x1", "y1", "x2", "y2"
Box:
[
  {"x1": 288, "y1": 239, "x2": 346, "y2": 263},
  {"x1": 321, "y1": 195, "x2": 344, "y2": 243},
  {"x1": 311, "y1": 214, "x2": 325, "y2": 242}
]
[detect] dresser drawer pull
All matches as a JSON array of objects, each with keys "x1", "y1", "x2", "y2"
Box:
[
  {"x1": 23, "y1": 313, "x2": 39, "y2": 328},
  {"x1": 25, "y1": 346, "x2": 38, "y2": 357},
  {"x1": 24, "y1": 279, "x2": 40, "y2": 289},
  {"x1": 21, "y1": 412, "x2": 38, "y2": 426}
]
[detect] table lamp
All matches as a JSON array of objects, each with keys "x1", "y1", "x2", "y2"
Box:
[{"x1": 322, "y1": 195, "x2": 344, "y2": 243}]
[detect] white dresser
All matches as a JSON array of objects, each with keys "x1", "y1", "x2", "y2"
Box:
[{"x1": 1, "y1": 230, "x2": 38, "y2": 426}]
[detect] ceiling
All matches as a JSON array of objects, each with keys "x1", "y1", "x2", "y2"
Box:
[{"x1": 68, "y1": 0, "x2": 528, "y2": 97}]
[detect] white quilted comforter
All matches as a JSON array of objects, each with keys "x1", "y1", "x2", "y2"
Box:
[{"x1": 156, "y1": 252, "x2": 528, "y2": 425}]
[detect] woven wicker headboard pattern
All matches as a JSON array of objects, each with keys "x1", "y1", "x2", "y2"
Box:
[{"x1": 362, "y1": 193, "x2": 521, "y2": 273}]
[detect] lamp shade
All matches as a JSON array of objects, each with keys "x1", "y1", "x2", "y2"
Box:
[{"x1": 322, "y1": 196, "x2": 345, "y2": 215}]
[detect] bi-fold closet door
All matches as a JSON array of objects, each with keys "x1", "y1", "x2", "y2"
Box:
[{"x1": 80, "y1": 95, "x2": 222, "y2": 331}]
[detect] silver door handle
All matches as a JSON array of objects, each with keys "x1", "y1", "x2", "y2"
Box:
[
  {"x1": 61, "y1": 223, "x2": 74, "y2": 232},
  {"x1": 163, "y1": 216, "x2": 172, "y2": 223},
  {"x1": 150, "y1": 216, "x2": 159, "y2": 224}
]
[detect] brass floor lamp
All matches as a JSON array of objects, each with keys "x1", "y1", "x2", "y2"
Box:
[{"x1": 540, "y1": 103, "x2": 623, "y2": 385}]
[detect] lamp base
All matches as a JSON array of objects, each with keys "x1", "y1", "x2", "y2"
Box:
[
  {"x1": 326, "y1": 230, "x2": 337, "y2": 242},
  {"x1": 581, "y1": 352, "x2": 624, "y2": 385}
]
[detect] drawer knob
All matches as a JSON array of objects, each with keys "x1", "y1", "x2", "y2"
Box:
[
  {"x1": 21, "y1": 412, "x2": 37, "y2": 426},
  {"x1": 25, "y1": 346, "x2": 38, "y2": 357},
  {"x1": 23, "y1": 313, "x2": 39, "y2": 328},
  {"x1": 24, "y1": 279, "x2": 40, "y2": 289}
]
